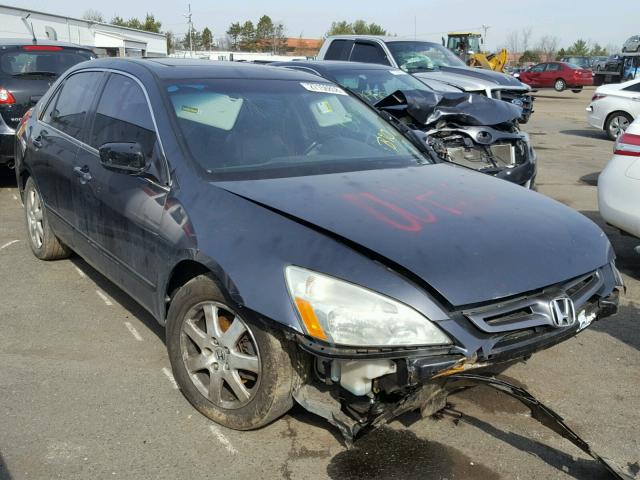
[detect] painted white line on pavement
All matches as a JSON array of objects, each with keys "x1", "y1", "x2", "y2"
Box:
[
  {"x1": 0, "y1": 240, "x2": 19, "y2": 250},
  {"x1": 162, "y1": 367, "x2": 179, "y2": 389},
  {"x1": 209, "y1": 425, "x2": 238, "y2": 455},
  {"x1": 95, "y1": 290, "x2": 113, "y2": 306},
  {"x1": 124, "y1": 322, "x2": 143, "y2": 341},
  {"x1": 75, "y1": 266, "x2": 86, "y2": 278}
]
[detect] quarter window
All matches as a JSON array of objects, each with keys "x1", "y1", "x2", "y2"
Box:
[
  {"x1": 42, "y1": 71, "x2": 102, "y2": 140},
  {"x1": 324, "y1": 40, "x2": 354, "y2": 61}
]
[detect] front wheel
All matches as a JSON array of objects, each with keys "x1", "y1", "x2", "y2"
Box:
[
  {"x1": 554, "y1": 79, "x2": 566, "y2": 92},
  {"x1": 166, "y1": 274, "x2": 306, "y2": 430},
  {"x1": 23, "y1": 177, "x2": 70, "y2": 260}
]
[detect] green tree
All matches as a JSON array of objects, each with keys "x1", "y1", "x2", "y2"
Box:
[
  {"x1": 326, "y1": 20, "x2": 387, "y2": 37},
  {"x1": 240, "y1": 21, "x2": 256, "y2": 51},
  {"x1": 256, "y1": 15, "x2": 274, "y2": 52},
  {"x1": 555, "y1": 47, "x2": 566, "y2": 60},
  {"x1": 566, "y1": 39, "x2": 589, "y2": 56},
  {"x1": 273, "y1": 22, "x2": 287, "y2": 55},
  {"x1": 165, "y1": 31, "x2": 175, "y2": 54},
  {"x1": 142, "y1": 13, "x2": 162, "y2": 33},
  {"x1": 327, "y1": 21, "x2": 353, "y2": 36},
  {"x1": 110, "y1": 16, "x2": 126, "y2": 27},
  {"x1": 83, "y1": 9, "x2": 104, "y2": 22},
  {"x1": 590, "y1": 43, "x2": 608, "y2": 56},
  {"x1": 519, "y1": 50, "x2": 540, "y2": 63},
  {"x1": 201, "y1": 27, "x2": 213, "y2": 50},
  {"x1": 227, "y1": 22, "x2": 242, "y2": 50}
]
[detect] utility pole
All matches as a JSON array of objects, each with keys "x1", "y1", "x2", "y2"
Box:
[
  {"x1": 184, "y1": 4, "x2": 193, "y2": 57},
  {"x1": 481, "y1": 24, "x2": 490, "y2": 50}
]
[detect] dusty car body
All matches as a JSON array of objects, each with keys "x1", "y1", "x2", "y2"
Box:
[
  {"x1": 273, "y1": 61, "x2": 536, "y2": 188},
  {"x1": 15, "y1": 58, "x2": 625, "y2": 477}
]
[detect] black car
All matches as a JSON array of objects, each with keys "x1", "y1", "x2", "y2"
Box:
[
  {"x1": 273, "y1": 60, "x2": 536, "y2": 188},
  {"x1": 15, "y1": 58, "x2": 622, "y2": 455},
  {"x1": 0, "y1": 39, "x2": 95, "y2": 167}
]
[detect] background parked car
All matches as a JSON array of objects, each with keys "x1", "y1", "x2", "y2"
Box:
[
  {"x1": 592, "y1": 55, "x2": 614, "y2": 71},
  {"x1": 0, "y1": 39, "x2": 95, "y2": 167},
  {"x1": 519, "y1": 61, "x2": 593, "y2": 92},
  {"x1": 587, "y1": 78, "x2": 640, "y2": 139},
  {"x1": 560, "y1": 56, "x2": 591, "y2": 69},
  {"x1": 316, "y1": 36, "x2": 534, "y2": 123},
  {"x1": 622, "y1": 35, "x2": 640, "y2": 52},
  {"x1": 598, "y1": 118, "x2": 640, "y2": 238}
]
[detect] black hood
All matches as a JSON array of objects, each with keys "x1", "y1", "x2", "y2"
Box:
[
  {"x1": 217, "y1": 165, "x2": 612, "y2": 307},
  {"x1": 439, "y1": 66, "x2": 526, "y2": 87},
  {"x1": 374, "y1": 89, "x2": 522, "y2": 127}
]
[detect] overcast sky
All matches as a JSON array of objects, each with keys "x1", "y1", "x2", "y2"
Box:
[{"x1": 6, "y1": 0, "x2": 635, "y2": 51}]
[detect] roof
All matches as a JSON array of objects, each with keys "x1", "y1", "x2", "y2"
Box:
[
  {"x1": 272, "y1": 60, "x2": 396, "y2": 72},
  {"x1": 0, "y1": 37, "x2": 94, "y2": 49},
  {"x1": 324, "y1": 35, "x2": 438, "y2": 44},
  {"x1": 0, "y1": 4, "x2": 166, "y2": 38},
  {"x1": 78, "y1": 57, "x2": 333, "y2": 81}
]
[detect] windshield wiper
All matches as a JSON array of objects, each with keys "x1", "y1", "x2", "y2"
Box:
[{"x1": 12, "y1": 71, "x2": 58, "y2": 77}]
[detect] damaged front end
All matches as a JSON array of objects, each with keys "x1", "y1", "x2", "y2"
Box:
[
  {"x1": 292, "y1": 263, "x2": 629, "y2": 478},
  {"x1": 376, "y1": 89, "x2": 536, "y2": 188}
]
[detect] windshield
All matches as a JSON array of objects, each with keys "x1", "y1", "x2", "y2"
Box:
[
  {"x1": 331, "y1": 68, "x2": 432, "y2": 104},
  {"x1": 0, "y1": 48, "x2": 95, "y2": 76},
  {"x1": 386, "y1": 41, "x2": 467, "y2": 72},
  {"x1": 165, "y1": 79, "x2": 428, "y2": 180}
]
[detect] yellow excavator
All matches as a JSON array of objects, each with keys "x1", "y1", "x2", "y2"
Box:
[{"x1": 445, "y1": 32, "x2": 508, "y2": 72}]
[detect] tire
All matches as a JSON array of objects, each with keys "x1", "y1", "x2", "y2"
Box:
[
  {"x1": 166, "y1": 274, "x2": 306, "y2": 430},
  {"x1": 604, "y1": 112, "x2": 633, "y2": 141},
  {"x1": 554, "y1": 79, "x2": 566, "y2": 92},
  {"x1": 571, "y1": 88, "x2": 583, "y2": 93},
  {"x1": 23, "y1": 177, "x2": 71, "y2": 260}
]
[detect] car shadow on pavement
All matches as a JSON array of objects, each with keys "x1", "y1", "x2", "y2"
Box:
[
  {"x1": 0, "y1": 167, "x2": 16, "y2": 188},
  {"x1": 69, "y1": 256, "x2": 165, "y2": 343},
  {"x1": 0, "y1": 453, "x2": 11, "y2": 480},
  {"x1": 453, "y1": 414, "x2": 614, "y2": 480},
  {"x1": 325, "y1": 424, "x2": 498, "y2": 480},
  {"x1": 560, "y1": 129, "x2": 607, "y2": 140}
]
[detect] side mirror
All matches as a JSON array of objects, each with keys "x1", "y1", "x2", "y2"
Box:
[{"x1": 99, "y1": 142, "x2": 148, "y2": 174}]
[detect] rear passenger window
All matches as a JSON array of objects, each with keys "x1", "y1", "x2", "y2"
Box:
[
  {"x1": 350, "y1": 42, "x2": 390, "y2": 65},
  {"x1": 90, "y1": 73, "x2": 164, "y2": 181},
  {"x1": 324, "y1": 40, "x2": 353, "y2": 61},
  {"x1": 43, "y1": 71, "x2": 102, "y2": 140},
  {"x1": 546, "y1": 63, "x2": 560, "y2": 71}
]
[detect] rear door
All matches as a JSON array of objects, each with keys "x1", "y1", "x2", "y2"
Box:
[
  {"x1": 542, "y1": 63, "x2": 560, "y2": 87},
  {"x1": 0, "y1": 46, "x2": 94, "y2": 132},
  {"x1": 73, "y1": 72, "x2": 168, "y2": 308},
  {"x1": 322, "y1": 39, "x2": 354, "y2": 61},
  {"x1": 33, "y1": 70, "x2": 104, "y2": 242}
]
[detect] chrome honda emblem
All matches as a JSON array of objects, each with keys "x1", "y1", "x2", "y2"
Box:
[{"x1": 550, "y1": 296, "x2": 576, "y2": 328}]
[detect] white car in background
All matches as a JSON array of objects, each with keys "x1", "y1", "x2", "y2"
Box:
[
  {"x1": 598, "y1": 118, "x2": 640, "y2": 239},
  {"x1": 587, "y1": 78, "x2": 640, "y2": 140}
]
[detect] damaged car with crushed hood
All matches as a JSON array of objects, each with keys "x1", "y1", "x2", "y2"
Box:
[
  {"x1": 274, "y1": 61, "x2": 536, "y2": 188},
  {"x1": 15, "y1": 58, "x2": 628, "y2": 478}
]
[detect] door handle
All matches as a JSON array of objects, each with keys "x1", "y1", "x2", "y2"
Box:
[{"x1": 73, "y1": 165, "x2": 92, "y2": 184}]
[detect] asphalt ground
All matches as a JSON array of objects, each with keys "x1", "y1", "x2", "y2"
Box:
[{"x1": 0, "y1": 86, "x2": 638, "y2": 480}]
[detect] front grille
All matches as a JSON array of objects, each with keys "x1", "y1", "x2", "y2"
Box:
[{"x1": 462, "y1": 270, "x2": 603, "y2": 334}]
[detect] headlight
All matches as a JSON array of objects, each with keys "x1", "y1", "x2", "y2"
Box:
[{"x1": 285, "y1": 266, "x2": 451, "y2": 347}]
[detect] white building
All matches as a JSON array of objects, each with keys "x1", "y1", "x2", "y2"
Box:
[{"x1": 0, "y1": 4, "x2": 167, "y2": 57}]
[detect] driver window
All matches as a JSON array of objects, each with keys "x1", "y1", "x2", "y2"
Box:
[
  {"x1": 350, "y1": 42, "x2": 390, "y2": 66},
  {"x1": 531, "y1": 64, "x2": 545, "y2": 72}
]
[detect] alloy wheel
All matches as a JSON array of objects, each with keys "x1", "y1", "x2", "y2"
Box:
[
  {"x1": 26, "y1": 187, "x2": 44, "y2": 249},
  {"x1": 608, "y1": 115, "x2": 630, "y2": 139},
  {"x1": 180, "y1": 301, "x2": 261, "y2": 410}
]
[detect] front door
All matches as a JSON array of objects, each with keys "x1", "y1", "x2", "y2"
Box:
[{"x1": 72, "y1": 72, "x2": 169, "y2": 309}]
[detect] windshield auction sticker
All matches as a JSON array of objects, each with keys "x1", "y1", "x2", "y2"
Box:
[{"x1": 300, "y1": 82, "x2": 347, "y2": 96}]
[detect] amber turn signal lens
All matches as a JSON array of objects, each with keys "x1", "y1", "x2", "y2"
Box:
[{"x1": 294, "y1": 297, "x2": 328, "y2": 341}]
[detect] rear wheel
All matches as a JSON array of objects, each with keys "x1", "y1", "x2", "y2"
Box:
[
  {"x1": 24, "y1": 177, "x2": 70, "y2": 260},
  {"x1": 554, "y1": 79, "x2": 566, "y2": 92},
  {"x1": 605, "y1": 112, "x2": 632, "y2": 140},
  {"x1": 166, "y1": 274, "x2": 306, "y2": 430}
]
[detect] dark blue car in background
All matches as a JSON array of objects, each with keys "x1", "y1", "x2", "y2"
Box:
[{"x1": 14, "y1": 58, "x2": 623, "y2": 448}]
